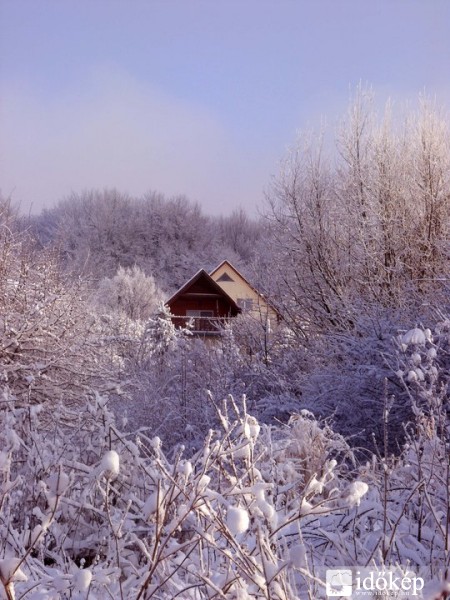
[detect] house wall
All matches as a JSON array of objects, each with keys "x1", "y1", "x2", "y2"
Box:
[
  {"x1": 211, "y1": 263, "x2": 279, "y2": 327},
  {"x1": 169, "y1": 296, "x2": 234, "y2": 318},
  {"x1": 166, "y1": 270, "x2": 241, "y2": 336}
]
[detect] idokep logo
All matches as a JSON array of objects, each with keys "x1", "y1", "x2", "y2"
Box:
[
  {"x1": 354, "y1": 569, "x2": 424, "y2": 597},
  {"x1": 326, "y1": 570, "x2": 353, "y2": 596},
  {"x1": 325, "y1": 567, "x2": 425, "y2": 597}
]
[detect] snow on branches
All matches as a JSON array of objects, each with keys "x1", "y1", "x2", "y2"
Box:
[{"x1": 0, "y1": 390, "x2": 448, "y2": 599}]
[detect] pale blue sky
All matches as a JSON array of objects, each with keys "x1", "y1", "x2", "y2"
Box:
[{"x1": 1, "y1": 1, "x2": 449, "y2": 215}]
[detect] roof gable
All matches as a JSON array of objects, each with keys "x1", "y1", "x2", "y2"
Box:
[
  {"x1": 210, "y1": 260, "x2": 280, "y2": 317},
  {"x1": 166, "y1": 269, "x2": 241, "y2": 313},
  {"x1": 210, "y1": 260, "x2": 264, "y2": 299}
]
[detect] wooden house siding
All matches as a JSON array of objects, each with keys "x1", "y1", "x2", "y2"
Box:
[
  {"x1": 166, "y1": 270, "x2": 240, "y2": 335},
  {"x1": 210, "y1": 261, "x2": 280, "y2": 327}
]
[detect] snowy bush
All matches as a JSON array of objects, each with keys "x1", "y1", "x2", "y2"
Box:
[
  {"x1": 0, "y1": 215, "x2": 115, "y2": 415},
  {"x1": 0, "y1": 393, "x2": 348, "y2": 598},
  {"x1": 96, "y1": 265, "x2": 164, "y2": 322},
  {"x1": 1, "y1": 386, "x2": 448, "y2": 599},
  {"x1": 117, "y1": 317, "x2": 250, "y2": 449}
]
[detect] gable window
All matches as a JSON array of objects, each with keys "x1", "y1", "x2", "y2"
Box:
[{"x1": 217, "y1": 272, "x2": 234, "y2": 282}]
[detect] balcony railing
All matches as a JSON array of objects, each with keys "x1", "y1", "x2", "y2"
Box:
[{"x1": 171, "y1": 316, "x2": 229, "y2": 335}]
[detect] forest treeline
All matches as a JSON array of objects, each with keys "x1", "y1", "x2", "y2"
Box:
[{"x1": 28, "y1": 189, "x2": 264, "y2": 292}]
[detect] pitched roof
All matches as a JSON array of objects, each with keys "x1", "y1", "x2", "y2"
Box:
[{"x1": 166, "y1": 269, "x2": 241, "y2": 313}]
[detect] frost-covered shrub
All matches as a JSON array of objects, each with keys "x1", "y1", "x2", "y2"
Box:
[
  {"x1": 96, "y1": 265, "x2": 164, "y2": 322},
  {"x1": 283, "y1": 315, "x2": 449, "y2": 453},
  {"x1": 0, "y1": 393, "x2": 356, "y2": 599},
  {"x1": 0, "y1": 220, "x2": 114, "y2": 414},
  {"x1": 96, "y1": 310, "x2": 146, "y2": 375},
  {"x1": 2, "y1": 387, "x2": 448, "y2": 599},
  {"x1": 118, "y1": 319, "x2": 250, "y2": 449},
  {"x1": 260, "y1": 310, "x2": 435, "y2": 453}
]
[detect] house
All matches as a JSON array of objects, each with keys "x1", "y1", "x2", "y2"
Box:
[
  {"x1": 166, "y1": 261, "x2": 280, "y2": 336},
  {"x1": 209, "y1": 260, "x2": 279, "y2": 330},
  {"x1": 165, "y1": 269, "x2": 241, "y2": 335}
]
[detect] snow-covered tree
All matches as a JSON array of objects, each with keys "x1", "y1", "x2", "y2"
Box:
[
  {"x1": 96, "y1": 265, "x2": 164, "y2": 321},
  {"x1": 265, "y1": 89, "x2": 450, "y2": 336},
  {"x1": 0, "y1": 207, "x2": 118, "y2": 416},
  {"x1": 29, "y1": 189, "x2": 263, "y2": 293},
  {"x1": 259, "y1": 90, "x2": 450, "y2": 449}
]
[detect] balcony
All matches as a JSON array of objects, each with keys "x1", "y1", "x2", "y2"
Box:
[{"x1": 171, "y1": 316, "x2": 229, "y2": 335}]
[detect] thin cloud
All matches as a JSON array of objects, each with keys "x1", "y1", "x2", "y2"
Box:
[{"x1": 0, "y1": 66, "x2": 265, "y2": 215}]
